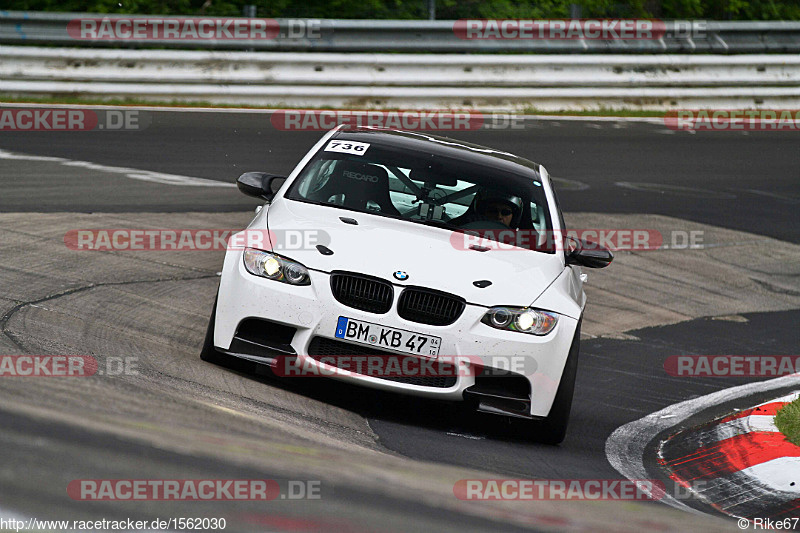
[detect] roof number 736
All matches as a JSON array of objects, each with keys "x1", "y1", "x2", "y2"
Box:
[{"x1": 324, "y1": 140, "x2": 370, "y2": 156}]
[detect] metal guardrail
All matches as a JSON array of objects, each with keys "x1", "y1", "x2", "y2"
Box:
[
  {"x1": 3, "y1": 46, "x2": 800, "y2": 87},
  {"x1": 2, "y1": 46, "x2": 800, "y2": 110},
  {"x1": 2, "y1": 11, "x2": 800, "y2": 53}
]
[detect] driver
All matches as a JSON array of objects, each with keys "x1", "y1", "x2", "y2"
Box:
[{"x1": 474, "y1": 191, "x2": 523, "y2": 229}]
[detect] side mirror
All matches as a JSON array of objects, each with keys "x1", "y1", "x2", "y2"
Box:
[
  {"x1": 237, "y1": 172, "x2": 287, "y2": 202},
  {"x1": 566, "y1": 238, "x2": 614, "y2": 269}
]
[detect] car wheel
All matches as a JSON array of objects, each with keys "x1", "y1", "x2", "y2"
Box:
[
  {"x1": 200, "y1": 296, "x2": 256, "y2": 374},
  {"x1": 519, "y1": 321, "x2": 581, "y2": 445}
]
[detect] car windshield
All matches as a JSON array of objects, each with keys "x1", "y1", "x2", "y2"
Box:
[{"x1": 285, "y1": 137, "x2": 554, "y2": 252}]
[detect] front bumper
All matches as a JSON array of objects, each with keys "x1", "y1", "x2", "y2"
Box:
[{"x1": 214, "y1": 248, "x2": 579, "y2": 418}]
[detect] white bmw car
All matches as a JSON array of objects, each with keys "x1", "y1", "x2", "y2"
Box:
[{"x1": 201, "y1": 126, "x2": 612, "y2": 443}]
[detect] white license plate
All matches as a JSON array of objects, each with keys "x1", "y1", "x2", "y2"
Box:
[{"x1": 334, "y1": 317, "x2": 441, "y2": 358}]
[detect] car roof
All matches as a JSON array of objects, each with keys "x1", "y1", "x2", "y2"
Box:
[{"x1": 332, "y1": 127, "x2": 542, "y2": 177}]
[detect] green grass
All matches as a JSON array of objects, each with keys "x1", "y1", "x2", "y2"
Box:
[
  {"x1": 775, "y1": 398, "x2": 800, "y2": 446},
  {"x1": 0, "y1": 95, "x2": 668, "y2": 117}
]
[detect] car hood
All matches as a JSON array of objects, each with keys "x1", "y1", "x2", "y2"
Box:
[{"x1": 263, "y1": 199, "x2": 564, "y2": 307}]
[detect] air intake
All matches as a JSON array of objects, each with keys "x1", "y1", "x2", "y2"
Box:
[{"x1": 330, "y1": 272, "x2": 394, "y2": 314}]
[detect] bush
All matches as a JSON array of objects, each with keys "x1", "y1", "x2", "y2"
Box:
[{"x1": 775, "y1": 398, "x2": 800, "y2": 447}]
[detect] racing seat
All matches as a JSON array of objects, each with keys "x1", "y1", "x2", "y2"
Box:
[{"x1": 322, "y1": 160, "x2": 401, "y2": 216}]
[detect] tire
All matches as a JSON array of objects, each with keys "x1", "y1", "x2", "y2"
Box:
[
  {"x1": 521, "y1": 321, "x2": 581, "y2": 445},
  {"x1": 200, "y1": 296, "x2": 256, "y2": 374}
]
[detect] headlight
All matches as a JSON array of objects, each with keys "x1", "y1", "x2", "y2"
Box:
[
  {"x1": 481, "y1": 307, "x2": 558, "y2": 336},
  {"x1": 243, "y1": 248, "x2": 310, "y2": 286}
]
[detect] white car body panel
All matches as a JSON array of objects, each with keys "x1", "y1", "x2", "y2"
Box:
[{"x1": 263, "y1": 199, "x2": 565, "y2": 308}]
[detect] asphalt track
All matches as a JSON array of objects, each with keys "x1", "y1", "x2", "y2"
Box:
[
  {"x1": 1, "y1": 107, "x2": 799, "y2": 531},
  {"x1": 1, "y1": 110, "x2": 798, "y2": 243}
]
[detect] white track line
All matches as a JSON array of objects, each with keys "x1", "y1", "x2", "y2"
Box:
[
  {"x1": 0, "y1": 148, "x2": 234, "y2": 188},
  {"x1": 605, "y1": 373, "x2": 800, "y2": 514}
]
